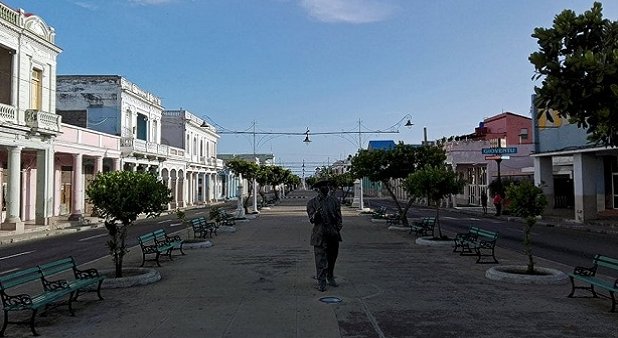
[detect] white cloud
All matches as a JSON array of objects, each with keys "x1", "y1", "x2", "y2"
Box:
[
  {"x1": 129, "y1": 0, "x2": 174, "y2": 5},
  {"x1": 300, "y1": 0, "x2": 395, "y2": 24},
  {"x1": 72, "y1": 1, "x2": 98, "y2": 10}
]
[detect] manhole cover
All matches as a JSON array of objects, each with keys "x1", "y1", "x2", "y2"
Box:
[{"x1": 319, "y1": 296, "x2": 342, "y2": 304}]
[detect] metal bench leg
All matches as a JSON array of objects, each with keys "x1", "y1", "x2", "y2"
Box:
[
  {"x1": 68, "y1": 293, "x2": 76, "y2": 316},
  {"x1": 610, "y1": 291, "x2": 616, "y2": 312},
  {"x1": 179, "y1": 244, "x2": 186, "y2": 255},
  {"x1": 591, "y1": 285, "x2": 598, "y2": 298},
  {"x1": 568, "y1": 276, "x2": 576, "y2": 297},
  {"x1": 1, "y1": 310, "x2": 9, "y2": 337},
  {"x1": 155, "y1": 253, "x2": 162, "y2": 267},
  {"x1": 96, "y1": 280, "x2": 104, "y2": 300},
  {"x1": 29, "y1": 309, "x2": 39, "y2": 336}
]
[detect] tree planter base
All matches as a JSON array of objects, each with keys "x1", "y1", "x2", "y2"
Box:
[
  {"x1": 98, "y1": 268, "x2": 161, "y2": 288},
  {"x1": 183, "y1": 239, "x2": 213, "y2": 249},
  {"x1": 415, "y1": 236, "x2": 453, "y2": 246},
  {"x1": 485, "y1": 265, "x2": 568, "y2": 285}
]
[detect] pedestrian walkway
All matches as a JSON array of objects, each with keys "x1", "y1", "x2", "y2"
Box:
[{"x1": 4, "y1": 190, "x2": 616, "y2": 337}]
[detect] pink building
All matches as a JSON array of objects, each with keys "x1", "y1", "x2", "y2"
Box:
[{"x1": 446, "y1": 112, "x2": 533, "y2": 206}]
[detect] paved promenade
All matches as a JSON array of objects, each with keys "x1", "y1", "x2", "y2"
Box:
[{"x1": 4, "y1": 191, "x2": 618, "y2": 337}]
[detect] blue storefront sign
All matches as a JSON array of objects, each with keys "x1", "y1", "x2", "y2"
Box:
[{"x1": 481, "y1": 147, "x2": 518, "y2": 155}]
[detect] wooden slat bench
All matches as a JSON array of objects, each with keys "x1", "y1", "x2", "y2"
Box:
[
  {"x1": 138, "y1": 231, "x2": 174, "y2": 267},
  {"x1": 409, "y1": 217, "x2": 436, "y2": 237},
  {"x1": 153, "y1": 229, "x2": 186, "y2": 256},
  {"x1": 38, "y1": 256, "x2": 105, "y2": 302},
  {"x1": 452, "y1": 226, "x2": 499, "y2": 264},
  {"x1": 0, "y1": 266, "x2": 76, "y2": 336},
  {"x1": 568, "y1": 254, "x2": 618, "y2": 312},
  {"x1": 190, "y1": 216, "x2": 216, "y2": 239}
]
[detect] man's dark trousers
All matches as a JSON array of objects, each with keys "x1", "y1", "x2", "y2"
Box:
[{"x1": 314, "y1": 239, "x2": 339, "y2": 283}]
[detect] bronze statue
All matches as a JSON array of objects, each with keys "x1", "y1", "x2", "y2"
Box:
[{"x1": 306, "y1": 180, "x2": 342, "y2": 292}]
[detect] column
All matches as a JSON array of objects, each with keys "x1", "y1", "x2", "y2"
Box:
[
  {"x1": 208, "y1": 173, "x2": 215, "y2": 202},
  {"x1": 68, "y1": 154, "x2": 83, "y2": 221},
  {"x1": 53, "y1": 161, "x2": 61, "y2": 217},
  {"x1": 2, "y1": 146, "x2": 23, "y2": 231},
  {"x1": 113, "y1": 158, "x2": 121, "y2": 171},
  {"x1": 94, "y1": 156, "x2": 104, "y2": 175},
  {"x1": 534, "y1": 156, "x2": 554, "y2": 210},
  {"x1": 35, "y1": 148, "x2": 54, "y2": 225},
  {"x1": 573, "y1": 153, "x2": 602, "y2": 222}
]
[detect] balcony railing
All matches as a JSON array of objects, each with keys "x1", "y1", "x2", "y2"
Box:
[
  {"x1": 24, "y1": 109, "x2": 62, "y2": 134},
  {"x1": 0, "y1": 103, "x2": 17, "y2": 125},
  {"x1": 121, "y1": 138, "x2": 172, "y2": 159},
  {"x1": 0, "y1": 3, "x2": 19, "y2": 26}
]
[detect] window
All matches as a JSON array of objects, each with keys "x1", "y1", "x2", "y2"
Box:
[
  {"x1": 519, "y1": 128, "x2": 529, "y2": 141},
  {"x1": 31, "y1": 68, "x2": 42, "y2": 110}
]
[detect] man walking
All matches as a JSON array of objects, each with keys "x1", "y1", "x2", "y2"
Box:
[{"x1": 306, "y1": 180, "x2": 343, "y2": 292}]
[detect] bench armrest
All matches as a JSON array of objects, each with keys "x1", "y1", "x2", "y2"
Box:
[
  {"x1": 42, "y1": 278, "x2": 69, "y2": 291},
  {"x1": 2, "y1": 293, "x2": 34, "y2": 307},
  {"x1": 168, "y1": 234, "x2": 182, "y2": 242},
  {"x1": 75, "y1": 268, "x2": 101, "y2": 279},
  {"x1": 573, "y1": 266, "x2": 596, "y2": 276},
  {"x1": 142, "y1": 244, "x2": 160, "y2": 254},
  {"x1": 478, "y1": 239, "x2": 495, "y2": 249}
]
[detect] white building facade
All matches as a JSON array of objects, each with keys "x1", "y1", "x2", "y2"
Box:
[{"x1": 0, "y1": 4, "x2": 62, "y2": 230}]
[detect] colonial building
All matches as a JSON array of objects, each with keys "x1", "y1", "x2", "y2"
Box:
[
  {"x1": 532, "y1": 97, "x2": 618, "y2": 222},
  {"x1": 445, "y1": 112, "x2": 534, "y2": 206},
  {"x1": 55, "y1": 76, "x2": 231, "y2": 213},
  {"x1": 161, "y1": 109, "x2": 226, "y2": 206},
  {"x1": 0, "y1": 3, "x2": 62, "y2": 230}
]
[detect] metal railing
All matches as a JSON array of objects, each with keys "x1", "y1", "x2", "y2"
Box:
[
  {"x1": 24, "y1": 109, "x2": 61, "y2": 133},
  {"x1": 0, "y1": 103, "x2": 16, "y2": 124}
]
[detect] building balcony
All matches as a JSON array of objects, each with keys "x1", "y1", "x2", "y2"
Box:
[
  {"x1": 120, "y1": 138, "x2": 168, "y2": 160},
  {"x1": 25, "y1": 109, "x2": 62, "y2": 136},
  {"x1": 0, "y1": 103, "x2": 17, "y2": 125}
]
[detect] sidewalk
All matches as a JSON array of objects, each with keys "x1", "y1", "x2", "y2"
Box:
[{"x1": 3, "y1": 190, "x2": 616, "y2": 337}]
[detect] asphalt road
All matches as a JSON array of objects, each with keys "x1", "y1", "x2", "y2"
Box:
[
  {"x1": 364, "y1": 199, "x2": 618, "y2": 269},
  {"x1": 0, "y1": 203, "x2": 237, "y2": 274}
]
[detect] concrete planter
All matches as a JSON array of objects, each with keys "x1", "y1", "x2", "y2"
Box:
[
  {"x1": 98, "y1": 268, "x2": 161, "y2": 288},
  {"x1": 183, "y1": 239, "x2": 213, "y2": 249},
  {"x1": 415, "y1": 236, "x2": 453, "y2": 246},
  {"x1": 218, "y1": 225, "x2": 237, "y2": 233},
  {"x1": 485, "y1": 265, "x2": 568, "y2": 285}
]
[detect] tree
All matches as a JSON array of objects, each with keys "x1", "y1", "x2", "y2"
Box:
[
  {"x1": 506, "y1": 180, "x2": 547, "y2": 274},
  {"x1": 351, "y1": 143, "x2": 446, "y2": 225},
  {"x1": 404, "y1": 166, "x2": 465, "y2": 238},
  {"x1": 269, "y1": 166, "x2": 293, "y2": 200},
  {"x1": 86, "y1": 171, "x2": 172, "y2": 277},
  {"x1": 332, "y1": 172, "x2": 355, "y2": 204},
  {"x1": 530, "y1": 2, "x2": 618, "y2": 146},
  {"x1": 226, "y1": 158, "x2": 259, "y2": 214},
  {"x1": 255, "y1": 164, "x2": 272, "y2": 203}
]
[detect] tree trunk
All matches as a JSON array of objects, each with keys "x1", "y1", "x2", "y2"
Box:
[
  {"x1": 435, "y1": 202, "x2": 442, "y2": 238},
  {"x1": 383, "y1": 180, "x2": 408, "y2": 225},
  {"x1": 524, "y1": 217, "x2": 535, "y2": 274}
]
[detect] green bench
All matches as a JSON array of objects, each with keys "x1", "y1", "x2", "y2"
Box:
[
  {"x1": 409, "y1": 216, "x2": 436, "y2": 236},
  {"x1": 190, "y1": 216, "x2": 217, "y2": 239},
  {"x1": 453, "y1": 226, "x2": 499, "y2": 264},
  {"x1": 153, "y1": 229, "x2": 186, "y2": 257},
  {"x1": 568, "y1": 254, "x2": 618, "y2": 312},
  {"x1": 0, "y1": 257, "x2": 104, "y2": 336},
  {"x1": 138, "y1": 231, "x2": 174, "y2": 267}
]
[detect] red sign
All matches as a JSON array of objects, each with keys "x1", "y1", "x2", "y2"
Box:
[{"x1": 485, "y1": 155, "x2": 502, "y2": 160}]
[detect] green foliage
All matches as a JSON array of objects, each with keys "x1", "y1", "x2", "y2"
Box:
[
  {"x1": 530, "y1": 2, "x2": 618, "y2": 146},
  {"x1": 226, "y1": 159, "x2": 260, "y2": 212},
  {"x1": 506, "y1": 180, "x2": 547, "y2": 219},
  {"x1": 209, "y1": 206, "x2": 224, "y2": 224},
  {"x1": 87, "y1": 171, "x2": 172, "y2": 225},
  {"x1": 226, "y1": 159, "x2": 259, "y2": 181},
  {"x1": 404, "y1": 165, "x2": 465, "y2": 238},
  {"x1": 86, "y1": 171, "x2": 172, "y2": 277},
  {"x1": 506, "y1": 180, "x2": 548, "y2": 274},
  {"x1": 350, "y1": 143, "x2": 446, "y2": 225}
]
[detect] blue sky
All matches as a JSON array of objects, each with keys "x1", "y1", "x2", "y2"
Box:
[{"x1": 6, "y1": 0, "x2": 618, "y2": 175}]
